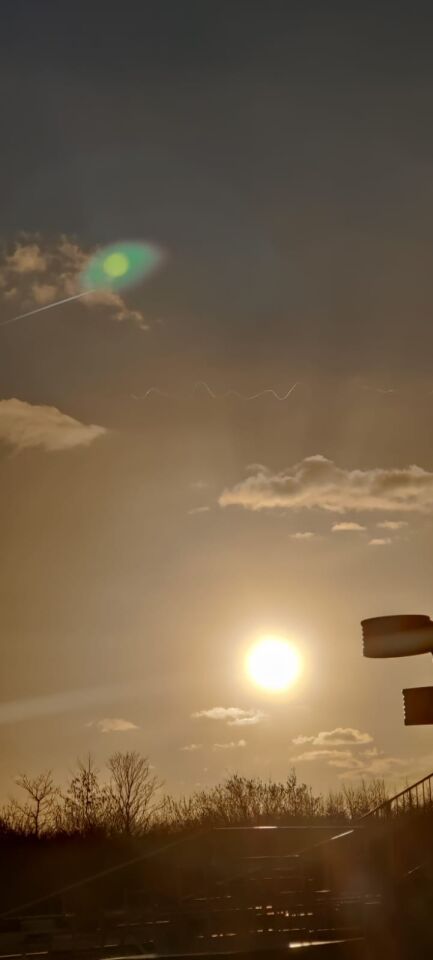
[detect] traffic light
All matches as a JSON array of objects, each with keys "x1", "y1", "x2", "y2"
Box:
[
  {"x1": 403, "y1": 687, "x2": 433, "y2": 725},
  {"x1": 361, "y1": 615, "x2": 433, "y2": 726},
  {"x1": 361, "y1": 614, "x2": 433, "y2": 658}
]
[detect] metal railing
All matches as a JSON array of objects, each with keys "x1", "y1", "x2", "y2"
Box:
[{"x1": 358, "y1": 771, "x2": 433, "y2": 820}]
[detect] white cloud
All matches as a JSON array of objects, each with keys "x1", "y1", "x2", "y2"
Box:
[
  {"x1": 295, "y1": 749, "x2": 355, "y2": 764},
  {"x1": 0, "y1": 237, "x2": 147, "y2": 329},
  {"x1": 0, "y1": 398, "x2": 106, "y2": 452},
  {"x1": 332, "y1": 522, "x2": 366, "y2": 532},
  {"x1": 369, "y1": 538, "x2": 392, "y2": 546},
  {"x1": 290, "y1": 531, "x2": 316, "y2": 540},
  {"x1": 93, "y1": 718, "x2": 138, "y2": 733},
  {"x1": 192, "y1": 707, "x2": 266, "y2": 726},
  {"x1": 293, "y1": 747, "x2": 407, "y2": 776},
  {"x1": 57, "y1": 238, "x2": 88, "y2": 270},
  {"x1": 180, "y1": 743, "x2": 202, "y2": 752},
  {"x1": 31, "y1": 283, "x2": 57, "y2": 305},
  {"x1": 292, "y1": 734, "x2": 410, "y2": 779},
  {"x1": 338, "y1": 755, "x2": 407, "y2": 779},
  {"x1": 213, "y1": 740, "x2": 247, "y2": 751},
  {"x1": 6, "y1": 243, "x2": 47, "y2": 273},
  {"x1": 188, "y1": 506, "x2": 210, "y2": 516},
  {"x1": 229, "y1": 714, "x2": 266, "y2": 727},
  {"x1": 84, "y1": 289, "x2": 148, "y2": 328},
  {"x1": 329, "y1": 756, "x2": 364, "y2": 770},
  {"x1": 377, "y1": 521, "x2": 408, "y2": 530},
  {"x1": 219, "y1": 455, "x2": 433, "y2": 514},
  {"x1": 292, "y1": 727, "x2": 373, "y2": 747}
]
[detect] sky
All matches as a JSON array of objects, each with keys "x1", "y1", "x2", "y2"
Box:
[{"x1": 1, "y1": 0, "x2": 433, "y2": 799}]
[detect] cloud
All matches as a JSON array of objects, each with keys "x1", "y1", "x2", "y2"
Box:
[
  {"x1": 377, "y1": 521, "x2": 408, "y2": 530},
  {"x1": 188, "y1": 506, "x2": 210, "y2": 515},
  {"x1": 292, "y1": 734, "x2": 409, "y2": 778},
  {"x1": 6, "y1": 243, "x2": 47, "y2": 273},
  {"x1": 329, "y1": 756, "x2": 364, "y2": 769},
  {"x1": 293, "y1": 747, "x2": 406, "y2": 776},
  {"x1": 31, "y1": 283, "x2": 58, "y2": 305},
  {"x1": 292, "y1": 727, "x2": 373, "y2": 747},
  {"x1": 57, "y1": 238, "x2": 88, "y2": 271},
  {"x1": 213, "y1": 740, "x2": 247, "y2": 751},
  {"x1": 295, "y1": 749, "x2": 355, "y2": 764},
  {"x1": 93, "y1": 718, "x2": 138, "y2": 733},
  {"x1": 369, "y1": 538, "x2": 392, "y2": 546},
  {"x1": 338, "y1": 755, "x2": 407, "y2": 779},
  {"x1": 192, "y1": 707, "x2": 266, "y2": 726},
  {"x1": 0, "y1": 237, "x2": 147, "y2": 328},
  {"x1": 180, "y1": 743, "x2": 202, "y2": 752},
  {"x1": 229, "y1": 714, "x2": 266, "y2": 727},
  {"x1": 0, "y1": 398, "x2": 106, "y2": 452},
  {"x1": 290, "y1": 531, "x2": 316, "y2": 540},
  {"x1": 84, "y1": 289, "x2": 149, "y2": 329},
  {"x1": 332, "y1": 522, "x2": 366, "y2": 532},
  {"x1": 219, "y1": 455, "x2": 433, "y2": 514}
]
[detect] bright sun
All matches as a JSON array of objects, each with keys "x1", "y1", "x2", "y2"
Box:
[{"x1": 247, "y1": 636, "x2": 302, "y2": 692}]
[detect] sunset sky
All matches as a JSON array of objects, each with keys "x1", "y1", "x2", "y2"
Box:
[{"x1": 1, "y1": 1, "x2": 433, "y2": 799}]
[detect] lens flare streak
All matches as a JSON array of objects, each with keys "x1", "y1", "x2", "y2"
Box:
[{"x1": 0, "y1": 290, "x2": 95, "y2": 327}]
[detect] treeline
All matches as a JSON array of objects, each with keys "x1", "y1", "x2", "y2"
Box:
[{"x1": 0, "y1": 751, "x2": 391, "y2": 838}]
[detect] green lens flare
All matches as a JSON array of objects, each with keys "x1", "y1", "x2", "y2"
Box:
[
  {"x1": 80, "y1": 242, "x2": 163, "y2": 292},
  {"x1": 103, "y1": 252, "x2": 129, "y2": 278}
]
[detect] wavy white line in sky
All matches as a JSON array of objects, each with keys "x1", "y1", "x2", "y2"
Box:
[
  {"x1": 131, "y1": 382, "x2": 298, "y2": 402},
  {"x1": 131, "y1": 388, "x2": 174, "y2": 400}
]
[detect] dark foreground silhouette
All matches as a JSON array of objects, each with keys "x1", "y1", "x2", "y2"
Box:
[{"x1": 1, "y1": 754, "x2": 432, "y2": 958}]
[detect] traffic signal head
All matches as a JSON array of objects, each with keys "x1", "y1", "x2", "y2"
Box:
[
  {"x1": 361, "y1": 615, "x2": 433, "y2": 658},
  {"x1": 403, "y1": 687, "x2": 433, "y2": 725}
]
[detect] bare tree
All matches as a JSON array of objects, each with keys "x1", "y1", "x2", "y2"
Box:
[
  {"x1": 14, "y1": 771, "x2": 58, "y2": 836},
  {"x1": 159, "y1": 772, "x2": 323, "y2": 829},
  {"x1": 341, "y1": 779, "x2": 388, "y2": 819},
  {"x1": 325, "y1": 789, "x2": 348, "y2": 820},
  {"x1": 63, "y1": 755, "x2": 110, "y2": 835},
  {"x1": 0, "y1": 799, "x2": 29, "y2": 835},
  {"x1": 107, "y1": 751, "x2": 161, "y2": 834}
]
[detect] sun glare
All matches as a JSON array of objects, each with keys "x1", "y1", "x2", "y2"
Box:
[{"x1": 247, "y1": 636, "x2": 302, "y2": 692}]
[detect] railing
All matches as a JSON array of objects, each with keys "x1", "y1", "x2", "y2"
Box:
[{"x1": 358, "y1": 770, "x2": 433, "y2": 820}]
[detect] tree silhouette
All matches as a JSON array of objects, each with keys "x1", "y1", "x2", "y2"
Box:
[
  {"x1": 13, "y1": 771, "x2": 57, "y2": 836},
  {"x1": 63, "y1": 755, "x2": 110, "y2": 835},
  {"x1": 107, "y1": 750, "x2": 161, "y2": 834},
  {"x1": 0, "y1": 758, "x2": 392, "y2": 836}
]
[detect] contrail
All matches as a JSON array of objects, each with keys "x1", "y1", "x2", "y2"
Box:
[
  {"x1": 243, "y1": 383, "x2": 298, "y2": 400},
  {"x1": 193, "y1": 380, "x2": 218, "y2": 398},
  {"x1": 132, "y1": 382, "x2": 298, "y2": 402},
  {"x1": 0, "y1": 683, "x2": 125, "y2": 725},
  {"x1": 192, "y1": 381, "x2": 299, "y2": 400},
  {"x1": 131, "y1": 387, "x2": 174, "y2": 400},
  {"x1": 361, "y1": 384, "x2": 396, "y2": 395},
  {"x1": 0, "y1": 289, "x2": 95, "y2": 327}
]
